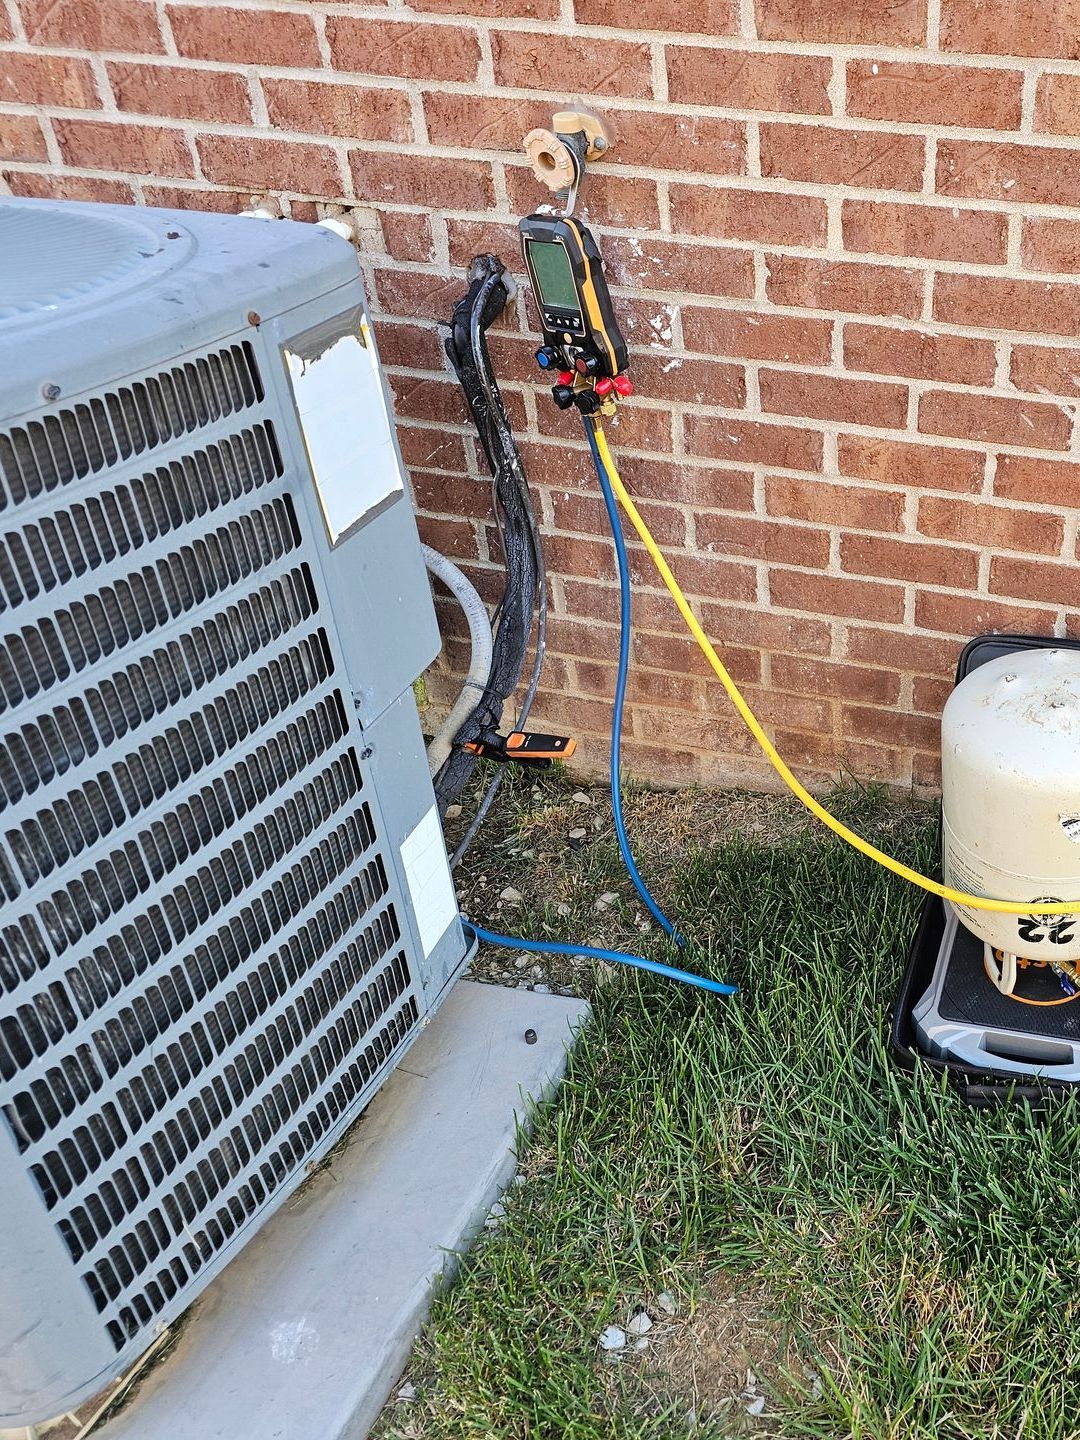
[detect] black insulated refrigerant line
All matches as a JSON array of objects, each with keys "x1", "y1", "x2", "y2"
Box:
[{"x1": 433, "y1": 255, "x2": 546, "y2": 863}]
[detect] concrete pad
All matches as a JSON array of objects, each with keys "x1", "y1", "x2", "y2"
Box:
[{"x1": 98, "y1": 981, "x2": 589, "y2": 1440}]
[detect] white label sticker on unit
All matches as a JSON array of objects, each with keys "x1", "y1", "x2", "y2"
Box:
[
  {"x1": 284, "y1": 326, "x2": 404, "y2": 545},
  {"x1": 400, "y1": 805, "x2": 458, "y2": 959}
]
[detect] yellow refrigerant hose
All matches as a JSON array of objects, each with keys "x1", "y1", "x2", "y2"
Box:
[{"x1": 589, "y1": 418, "x2": 1080, "y2": 918}]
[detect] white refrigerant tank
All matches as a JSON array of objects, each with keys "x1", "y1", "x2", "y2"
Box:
[{"x1": 942, "y1": 647, "x2": 1080, "y2": 985}]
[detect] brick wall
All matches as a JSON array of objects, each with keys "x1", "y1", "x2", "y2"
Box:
[{"x1": 3, "y1": 0, "x2": 1080, "y2": 793}]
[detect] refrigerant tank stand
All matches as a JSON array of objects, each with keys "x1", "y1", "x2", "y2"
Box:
[{"x1": 899, "y1": 636, "x2": 1080, "y2": 1096}]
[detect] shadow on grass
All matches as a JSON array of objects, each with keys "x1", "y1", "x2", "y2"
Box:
[{"x1": 385, "y1": 782, "x2": 1080, "y2": 1440}]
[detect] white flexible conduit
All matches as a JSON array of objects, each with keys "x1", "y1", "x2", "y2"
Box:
[{"x1": 422, "y1": 543, "x2": 494, "y2": 776}]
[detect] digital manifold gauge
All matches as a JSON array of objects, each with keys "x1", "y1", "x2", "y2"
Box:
[{"x1": 518, "y1": 215, "x2": 629, "y2": 394}]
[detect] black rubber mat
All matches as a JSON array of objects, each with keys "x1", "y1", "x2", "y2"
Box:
[{"x1": 937, "y1": 915, "x2": 1080, "y2": 1040}]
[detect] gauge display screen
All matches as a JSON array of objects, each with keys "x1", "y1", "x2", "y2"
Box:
[{"x1": 526, "y1": 239, "x2": 579, "y2": 311}]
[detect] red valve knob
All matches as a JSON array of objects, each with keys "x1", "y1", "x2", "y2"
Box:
[
  {"x1": 613, "y1": 374, "x2": 634, "y2": 397},
  {"x1": 557, "y1": 370, "x2": 575, "y2": 387},
  {"x1": 594, "y1": 377, "x2": 615, "y2": 397}
]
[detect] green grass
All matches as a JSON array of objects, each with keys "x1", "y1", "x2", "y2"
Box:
[{"x1": 389, "y1": 779, "x2": 1080, "y2": 1440}]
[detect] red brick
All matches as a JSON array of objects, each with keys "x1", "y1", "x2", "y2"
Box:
[
  {"x1": 772, "y1": 654, "x2": 901, "y2": 706},
  {"x1": 384, "y1": 212, "x2": 436, "y2": 264},
  {"x1": 941, "y1": 0, "x2": 1080, "y2": 58},
  {"x1": 670, "y1": 186, "x2": 827, "y2": 246},
  {"x1": 760, "y1": 369, "x2": 908, "y2": 428},
  {"x1": 505, "y1": 167, "x2": 660, "y2": 233},
  {"x1": 492, "y1": 30, "x2": 652, "y2": 97},
  {"x1": 425, "y1": 95, "x2": 745, "y2": 173},
  {"x1": 631, "y1": 703, "x2": 757, "y2": 757},
  {"x1": 611, "y1": 454, "x2": 756, "y2": 511},
  {"x1": 0, "y1": 114, "x2": 47, "y2": 163},
  {"x1": 765, "y1": 473, "x2": 906, "y2": 531},
  {"x1": 603, "y1": 112, "x2": 746, "y2": 173},
  {"x1": 685, "y1": 415, "x2": 823, "y2": 470},
  {"x1": 766, "y1": 255, "x2": 923, "y2": 319},
  {"x1": 735, "y1": 686, "x2": 835, "y2": 735},
  {"x1": 54, "y1": 117, "x2": 193, "y2": 176},
  {"x1": 917, "y1": 589, "x2": 1056, "y2": 637},
  {"x1": 1010, "y1": 343, "x2": 1080, "y2": 396},
  {"x1": 756, "y1": 0, "x2": 926, "y2": 42},
  {"x1": 935, "y1": 272, "x2": 1080, "y2": 338},
  {"x1": 5, "y1": 171, "x2": 137, "y2": 203},
  {"x1": 761, "y1": 125, "x2": 924, "y2": 191},
  {"x1": 847, "y1": 59, "x2": 1023, "y2": 128},
  {"x1": 841, "y1": 532, "x2": 977, "y2": 588},
  {"x1": 843, "y1": 323, "x2": 996, "y2": 386},
  {"x1": 0, "y1": 7, "x2": 11, "y2": 36},
  {"x1": 991, "y1": 554, "x2": 1080, "y2": 608},
  {"x1": 682, "y1": 308, "x2": 833, "y2": 365},
  {"x1": 842, "y1": 704, "x2": 939, "y2": 752},
  {"x1": 577, "y1": 0, "x2": 736, "y2": 32},
  {"x1": 19, "y1": 0, "x2": 163, "y2": 50},
  {"x1": 912, "y1": 675, "x2": 953, "y2": 714},
  {"x1": 0, "y1": 53, "x2": 98, "y2": 108},
  {"x1": 994, "y1": 454, "x2": 1080, "y2": 505},
  {"x1": 838, "y1": 435, "x2": 984, "y2": 492},
  {"x1": 845, "y1": 625, "x2": 959, "y2": 675},
  {"x1": 1035, "y1": 73, "x2": 1080, "y2": 135},
  {"x1": 263, "y1": 80, "x2": 412, "y2": 144},
  {"x1": 842, "y1": 199, "x2": 1006, "y2": 266},
  {"x1": 538, "y1": 397, "x2": 673, "y2": 454},
  {"x1": 141, "y1": 184, "x2": 242, "y2": 211},
  {"x1": 424, "y1": 92, "x2": 559, "y2": 153},
  {"x1": 564, "y1": 569, "x2": 755, "y2": 631},
  {"x1": 446, "y1": 218, "x2": 520, "y2": 268},
  {"x1": 917, "y1": 494, "x2": 1064, "y2": 555},
  {"x1": 616, "y1": 295, "x2": 684, "y2": 350},
  {"x1": 351, "y1": 152, "x2": 493, "y2": 211},
  {"x1": 578, "y1": 661, "x2": 700, "y2": 712},
  {"x1": 626, "y1": 354, "x2": 746, "y2": 408},
  {"x1": 696, "y1": 513, "x2": 829, "y2": 568},
  {"x1": 666, "y1": 47, "x2": 831, "y2": 113},
  {"x1": 548, "y1": 490, "x2": 687, "y2": 547},
  {"x1": 645, "y1": 550, "x2": 759, "y2": 604},
  {"x1": 197, "y1": 134, "x2": 340, "y2": 195},
  {"x1": 412, "y1": 0, "x2": 557, "y2": 15},
  {"x1": 770, "y1": 569, "x2": 906, "y2": 623},
  {"x1": 108, "y1": 62, "x2": 251, "y2": 123},
  {"x1": 416, "y1": 514, "x2": 481, "y2": 563},
  {"x1": 604, "y1": 236, "x2": 754, "y2": 300},
  {"x1": 375, "y1": 321, "x2": 447, "y2": 371},
  {"x1": 937, "y1": 140, "x2": 1080, "y2": 208},
  {"x1": 1021, "y1": 217, "x2": 1080, "y2": 274},
  {"x1": 633, "y1": 628, "x2": 760, "y2": 682},
  {"x1": 919, "y1": 388, "x2": 1072, "y2": 450},
  {"x1": 399, "y1": 433, "x2": 471, "y2": 477},
  {"x1": 168, "y1": 4, "x2": 319, "y2": 65},
  {"x1": 391, "y1": 375, "x2": 470, "y2": 429},
  {"x1": 327, "y1": 18, "x2": 481, "y2": 82},
  {"x1": 701, "y1": 601, "x2": 833, "y2": 656},
  {"x1": 374, "y1": 269, "x2": 472, "y2": 322}
]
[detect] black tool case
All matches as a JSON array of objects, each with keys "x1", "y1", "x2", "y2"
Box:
[{"x1": 889, "y1": 633, "x2": 1080, "y2": 1108}]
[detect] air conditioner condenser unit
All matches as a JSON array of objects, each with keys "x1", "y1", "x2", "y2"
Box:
[{"x1": 0, "y1": 197, "x2": 469, "y2": 1427}]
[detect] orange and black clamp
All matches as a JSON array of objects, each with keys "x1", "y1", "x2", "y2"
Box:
[{"x1": 464, "y1": 730, "x2": 577, "y2": 766}]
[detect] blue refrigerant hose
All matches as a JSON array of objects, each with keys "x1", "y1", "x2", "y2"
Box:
[
  {"x1": 582, "y1": 417, "x2": 685, "y2": 946},
  {"x1": 462, "y1": 920, "x2": 737, "y2": 997},
  {"x1": 460, "y1": 419, "x2": 737, "y2": 1000}
]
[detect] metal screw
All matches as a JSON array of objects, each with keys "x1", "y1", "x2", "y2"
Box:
[
  {"x1": 524, "y1": 1028, "x2": 537, "y2": 1045},
  {"x1": 247, "y1": 310, "x2": 262, "y2": 327},
  {"x1": 41, "y1": 382, "x2": 61, "y2": 402},
  {"x1": 165, "y1": 230, "x2": 181, "y2": 239},
  {"x1": 360, "y1": 745, "x2": 374, "y2": 760}
]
